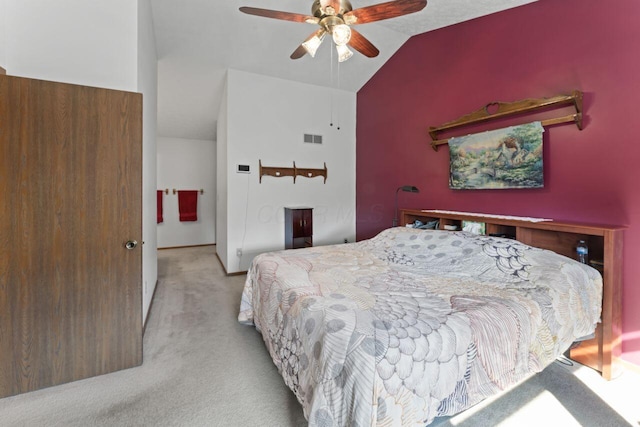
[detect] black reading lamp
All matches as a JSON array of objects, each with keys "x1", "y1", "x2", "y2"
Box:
[{"x1": 393, "y1": 185, "x2": 420, "y2": 227}]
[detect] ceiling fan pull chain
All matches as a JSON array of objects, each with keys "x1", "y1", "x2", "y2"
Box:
[
  {"x1": 330, "y1": 44, "x2": 334, "y2": 127},
  {"x1": 336, "y1": 59, "x2": 341, "y2": 130}
]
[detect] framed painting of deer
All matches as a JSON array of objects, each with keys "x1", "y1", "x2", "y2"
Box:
[{"x1": 448, "y1": 121, "x2": 544, "y2": 189}]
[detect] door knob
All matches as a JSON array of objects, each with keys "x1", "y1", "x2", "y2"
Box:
[{"x1": 124, "y1": 240, "x2": 138, "y2": 250}]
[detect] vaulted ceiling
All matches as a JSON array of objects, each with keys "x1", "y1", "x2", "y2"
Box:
[{"x1": 150, "y1": 0, "x2": 536, "y2": 141}]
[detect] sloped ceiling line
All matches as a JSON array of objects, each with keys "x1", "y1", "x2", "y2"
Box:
[{"x1": 151, "y1": 0, "x2": 536, "y2": 140}]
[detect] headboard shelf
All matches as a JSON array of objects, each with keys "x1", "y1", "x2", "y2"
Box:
[{"x1": 400, "y1": 208, "x2": 624, "y2": 380}]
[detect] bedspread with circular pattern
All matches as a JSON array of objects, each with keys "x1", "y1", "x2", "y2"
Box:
[{"x1": 238, "y1": 228, "x2": 602, "y2": 426}]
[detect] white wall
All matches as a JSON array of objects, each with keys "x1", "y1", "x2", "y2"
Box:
[
  {"x1": 157, "y1": 137, "x2": 216, "y2": 248},
  {"x1": 4, "y1": 0, "x2": 158, "y2": 325},
  {"x1": 216, "y1": 80, "x2": 229, "y2": 269},
  {"x1": 6, "y1": 0, "x2": 137, "y2": 91},
  {"x1": 138, "y1": 0, "x2": 158, "y2": 323},
  {"x1": 219, "y1": 69, "x2": 356, "y2": 273},
  {"x1": 0, "y1": 0, "x2": 6, "y2": 69}
]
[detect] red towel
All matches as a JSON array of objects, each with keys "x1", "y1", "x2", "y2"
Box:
[
  {"x1": 178, "y1": 190, "x2": 198, "y2": 222},
  {"x1": 157, "y1": 190, "x2": 164, "y2": 223}
]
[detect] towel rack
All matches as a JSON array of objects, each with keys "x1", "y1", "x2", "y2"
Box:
[
  {"x1": 172, "y1": 189, "x2": 204, "y2": 195},
  {"x1": 259, "y1": 160, "x2": 328, "y2": 183}
]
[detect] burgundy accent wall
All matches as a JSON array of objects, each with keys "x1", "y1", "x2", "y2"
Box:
[{"x1": 356, "y1": 0, "x2": 640, "y2": 365}]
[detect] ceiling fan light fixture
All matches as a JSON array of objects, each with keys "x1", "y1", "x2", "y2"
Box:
[
  {"x1": 332, "y1": 23, "x2": 352, "y2": 46},
  {"x1": 240, "y1": 0, "x2": 427, "y2": 61},
  {"x1": 324, "y1": 5, "x2": 337, "y2": 16},
  {"x1": 336, "y1": 44, "x2": 353, "y2": 62},
  {"x1": 343, "y1": 14, "x2": 357, "y2": 25},
  {"x1": 302, "y1": 32, "x2": 326, "y2": 57}
]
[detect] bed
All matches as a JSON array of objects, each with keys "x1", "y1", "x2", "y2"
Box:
[{"x1": 238, "y1": 227, "x2": 603, "y2": 426}]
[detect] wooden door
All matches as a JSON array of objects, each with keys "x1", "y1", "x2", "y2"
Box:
[
  {"x1": 290, "y1": 209, "x2": 312, "y2": 238},
  {"x1": 0, "y1": 75, "x2": 143, "y2": 397},
  {"x1": 291, "y1": 209, "x2": 305, "y2": 238},
  {"x1": 301, "y1": 209, "x2": 313, "y2": 238}
]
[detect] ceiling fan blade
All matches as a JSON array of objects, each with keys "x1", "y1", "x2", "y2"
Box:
[
  {"x1": 291, "y1": 45, "x2": 308, "y2": 60},
  {"x1": 291, "y1": 29, "x2": 327, "y2": 59},
  {"x1": 348, "y1": 29, "x2": 379, "y2": 58},
  {"x1": 239, "y1": 6, "x2": 314, "y2": 23},
  {"x1": 345, "y1": 0, "x2": 427, "y2": 25}
]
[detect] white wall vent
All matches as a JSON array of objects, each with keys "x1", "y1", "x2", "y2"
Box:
[{"x1": 304, "y1": 133, "x2": 323, "y2": 144}]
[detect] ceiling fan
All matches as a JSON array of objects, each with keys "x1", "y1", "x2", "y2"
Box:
[{"x1": 239, "y1": 0, "x2": 427, "y2": 62}]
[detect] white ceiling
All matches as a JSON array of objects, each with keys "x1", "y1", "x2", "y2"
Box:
[{"x1": 151, "y1": 0, "x2": 536, "y2": 141}]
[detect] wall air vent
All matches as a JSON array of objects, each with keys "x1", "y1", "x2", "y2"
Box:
[{"x1": 304, "y1": 134, "x2": 323, "y2": 144}]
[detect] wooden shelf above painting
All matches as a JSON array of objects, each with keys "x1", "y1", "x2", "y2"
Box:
[
  {"x1": 259, "y1": 160, "x2": 328, "y2": 184},
  {"x1": 429, "y1": 90, "x2": 584, "y2": 151}
]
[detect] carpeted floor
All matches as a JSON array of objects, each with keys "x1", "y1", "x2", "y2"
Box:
[{"x1": 0, "y1": 245, "x2": 638, "y2": 426}]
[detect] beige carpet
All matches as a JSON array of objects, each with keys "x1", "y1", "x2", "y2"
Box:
[{"x1": 0, "y1": 245, "x2": 638, "y2": 426}]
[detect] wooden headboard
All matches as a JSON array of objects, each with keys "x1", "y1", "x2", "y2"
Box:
[{"x1": 400, "y1": 209, "x2": 624, "y2": 380}]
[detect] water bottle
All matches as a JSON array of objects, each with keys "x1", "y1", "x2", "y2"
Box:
[{"x1": 576, "y1": 240, "x2": 589, "y2": 264}]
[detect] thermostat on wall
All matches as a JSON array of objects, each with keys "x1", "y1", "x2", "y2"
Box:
[{"x1": 237, "y1": 164, "x2": 251, "y2": 174}]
